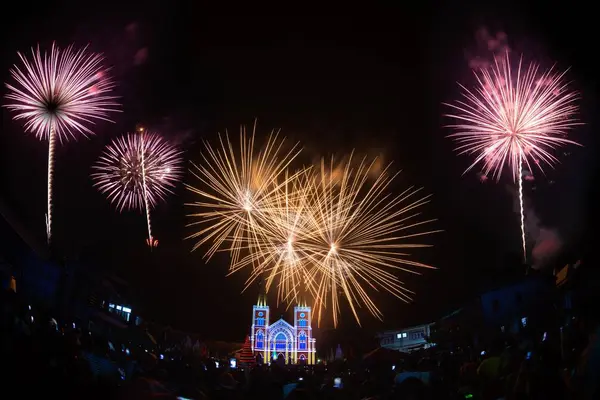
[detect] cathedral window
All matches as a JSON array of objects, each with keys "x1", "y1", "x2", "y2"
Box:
[
  {"x1": 256, "y1": 331, "x2": 264, "y2": 348},
  {"x1": 299, "y1": 331, "x2": 307, "y2": 350},
  {"x1": 275, "y1": 332, "x2": 287, "y2": 351}
]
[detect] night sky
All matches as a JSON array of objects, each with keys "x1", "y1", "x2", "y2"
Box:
[{"x1": 1, "y1": 2, "x2": 598, "y2": 341}]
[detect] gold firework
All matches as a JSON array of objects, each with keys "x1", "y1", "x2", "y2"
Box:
[
  {"x1": 185, "y1": 121, "x2": 302, "y2": 270},
  {"x1": 301, "y1": 155, "x2": 440, "y2": 327},
  {"x1": 187, "y1": 125, "x2": 439, "y2": 327}
]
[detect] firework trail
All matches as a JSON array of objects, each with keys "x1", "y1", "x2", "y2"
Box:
[
  {"x1": 4, "y1": 43, "x2": 120, "y2": 243},
  {"x1": 445, "y1": 52, "x2": 580, "y2": 261},
  {"x1": 92, "y1": 128, "x2": 183, "y2": 247},
  {"x1": 185, "y1": 121, "x2": 302, "y2": 268}
]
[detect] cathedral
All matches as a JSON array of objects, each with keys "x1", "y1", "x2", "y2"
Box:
[{"x1": 250, "y1": 294, "x2": 316, "y2": 365}]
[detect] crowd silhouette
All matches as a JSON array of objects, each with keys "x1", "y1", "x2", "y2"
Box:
[{"x1": 2, "y1": 287, "x2": 599, "y2": 399}]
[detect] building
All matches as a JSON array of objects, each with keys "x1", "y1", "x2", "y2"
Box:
[
  {"x1": 250, "y1": 294, "x2": 316, "y2": 364},
  {"x1": 0, "y1": 196, "x2": 60, "y2": 305},
  {"x1": 376, "y1": 322, "x2": 434, "y2": 353},
  {"x1": 428, "y1": 272, "x2": 560, "y2": 351},
  {"x1": 59, "y1": 266, "x2": 143, "y2": 337},
  {"x1": 89, "y1": 273, "x2": 143, "y2": 327},
  {"x1": 478, "y1": 273, "x2": 556, "y2": 335},
  {"x1": 554, "y1": 260, "x2": 583, "y2": 321}
]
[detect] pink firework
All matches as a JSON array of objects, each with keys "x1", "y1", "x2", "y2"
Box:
[
  {"x1": 445, "y1": 53, "x2": 581, "y2": 261},
  {"x1": 4, "y1": 43, "x2": 119, "y2": 141},
  {"x1": 4, "y1": 42, "x2": 120, "y2": 242},
  {"x1": 92, "y1": 128, "x2": 183, "y2": 247},
  {"x1": 445, "y1": 53, "x2": 580, "y2": 181}
]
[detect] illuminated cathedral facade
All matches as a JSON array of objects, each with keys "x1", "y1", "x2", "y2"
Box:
[{"x1": 250, "y1": 295, "x2": 316, "y2": 365}]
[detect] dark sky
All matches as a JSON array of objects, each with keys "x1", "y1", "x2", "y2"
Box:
[{"x1": 1, "y1": 2, "x2": 597, "y2": 341}]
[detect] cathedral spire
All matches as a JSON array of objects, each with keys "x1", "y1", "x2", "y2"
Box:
[
  {"x1": 257, "y1": 276, "x2": 267, "y2": 307},
  {"x1": 297, "y1": 295, "x2": 307, "y2": 308}
]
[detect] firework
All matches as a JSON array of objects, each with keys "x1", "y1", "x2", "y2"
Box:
[
  {"x1": 187, "y1": 124, "x2": 438, "y2": 327},
  {"x1": 4, "y1": 43, "x2": 119, "y2": 242},
  {"x1": 445, "y1": 53, "x2": 580, "y2": 260},
  {"x1": 185, "y1": 121, "x2": 302, "y2": 267},
  {"x1": 300, "y1": 155, "x2": 438, "y2": 327},
  {"x1": 92, "y1": 128, "x2": 183, "y2": 246}
]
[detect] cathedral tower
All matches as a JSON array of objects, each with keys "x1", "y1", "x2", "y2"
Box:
[
  {"x1": 250, "y1": 288, "x2": 269, "y2": 363},
  {"x1": 293, "y1": 298, "x2": 315, "y2": 364}
]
